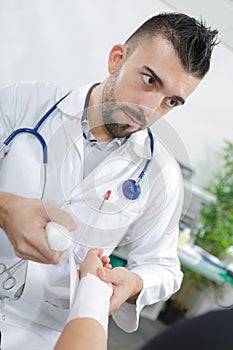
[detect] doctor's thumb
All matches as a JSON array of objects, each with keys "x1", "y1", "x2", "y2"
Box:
[
  {"x1": 44, "y1": 203, "x2": 77, "y2": 232},
  {"x1": 97, "y1": 266, "x2": 124, "y2": 284},
  {"x1": 53, "y1": 210, "x2": 77, "y2": 232}
]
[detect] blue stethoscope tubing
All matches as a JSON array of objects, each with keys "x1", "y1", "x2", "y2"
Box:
[
  {"x1": 0, "y1": 92, "x2": 71, "y2": 164},
  {"x1": 0, "y1": 93, "x2": 154, "y2": 200},
  {"x1": 122, "y1": 128, "x2": 154, "y2": 200},
  {"x1": 0, "y1": 94, "x2": 154, "y2": 294}
]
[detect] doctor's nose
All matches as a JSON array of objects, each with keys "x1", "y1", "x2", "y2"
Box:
[
  {"x1": 153, "y1": 92, "x2": 167, "y2": 113},
  {"x1": 143, "y1": 92, "x2": 165, "y2": 122}
]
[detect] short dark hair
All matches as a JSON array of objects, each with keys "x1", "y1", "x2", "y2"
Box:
[{"x1": 124, "y1": 12, "x2": 219, "y2": 79}]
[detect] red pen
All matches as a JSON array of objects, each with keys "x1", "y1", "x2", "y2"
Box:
[{"x1": 99, "y1": 190, "x2": 112, "y2": 210}]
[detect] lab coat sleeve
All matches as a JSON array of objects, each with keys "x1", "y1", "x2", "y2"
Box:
[
  {"x1": 0, "y1": 84, "x2": 18, "y2": 156},
  {"x1": 112, "y1": 157, "x2": 184, "y2": 332}
]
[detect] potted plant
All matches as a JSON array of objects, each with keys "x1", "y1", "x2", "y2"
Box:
[{"x1": 159, "y1": 140, "x2": 233, "y2": 325}]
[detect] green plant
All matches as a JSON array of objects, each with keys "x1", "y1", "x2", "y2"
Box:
[
  {"x1": 160, "y1": 141, "x2": 233, "y2": 323},
  {"x1": 193, "y1": 140, "x2": 233, "y2": 259},
  {"x1": 182, "y1": 140, "x2": 233, "y2": 292}
]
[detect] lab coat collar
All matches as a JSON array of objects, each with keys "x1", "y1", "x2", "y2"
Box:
[
  {"x1": 126, "y1": 130, "x2": 152, "y2": 160},
  {"x1": 57, "y1": 82, "x2": 94, "y2": 118},
  {"x1": 57, "y1": 83, "x2": 152, "y2": 160}
]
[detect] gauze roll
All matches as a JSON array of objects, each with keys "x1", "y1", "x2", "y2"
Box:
[
  {"x1": 46, "y1": 222, "x2": 71, "y2": 251},
  {"x1": 67, "y1": 273, "x2": 112, "y2": 334}
]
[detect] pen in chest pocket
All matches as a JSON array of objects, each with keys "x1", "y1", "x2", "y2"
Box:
[{"x1": 98, "y1": 190, "x2": 112, "y2": 211}]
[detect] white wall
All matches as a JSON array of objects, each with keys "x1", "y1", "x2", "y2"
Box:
[{"x1": 0, "y1": 0, "x2": 232, "y2": 186}]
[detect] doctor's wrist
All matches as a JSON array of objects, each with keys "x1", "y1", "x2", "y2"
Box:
[{"x1": 127, "y1": 272, "x2": 143, "y2": 304}]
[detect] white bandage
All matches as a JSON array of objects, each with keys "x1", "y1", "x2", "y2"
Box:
[
  {"x1": 46, "y1": 222, "x2": 71, "y2": 251},
  {"x1": 67, "y1": 273, "x2": 112, "y2": 334}
]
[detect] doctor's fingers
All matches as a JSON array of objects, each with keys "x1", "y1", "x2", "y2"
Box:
[
  {"x1": 97, "y1": 266, "x2": 126, "y2": 284},
  {"x1": 14, "y1": 230, "x2": 63, "y2": 264},
  {"x1": 42, "y1": 202, "x2": 77, "y2": 232},
  {"x1": 15, "y1": 246, "x2": 62, "y2": 264}
]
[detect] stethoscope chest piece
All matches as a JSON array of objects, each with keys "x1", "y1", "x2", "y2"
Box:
[
  {"x1": 122, "y1": 179, "x2": 141, "y2": 200},
  {"x1": 122, "y1": 128, "x2": 154, "y2": 201}
]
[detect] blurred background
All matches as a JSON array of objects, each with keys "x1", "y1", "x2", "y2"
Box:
[{"x1": 0, "y1": 1, "x2": 233, "y2": 348}]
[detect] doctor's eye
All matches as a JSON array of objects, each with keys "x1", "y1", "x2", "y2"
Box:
[
  {"x1": 142, "y1": 74, "x2": 154, "y2": 86},
  {"x1": 165, "y1": 98, "x2": 178, "y2": 108}
]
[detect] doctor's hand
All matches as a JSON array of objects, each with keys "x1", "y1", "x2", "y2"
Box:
[
  {"x1": 0, "y1": 192, "x2": 76, "y2": 264},
  {"x1": 97, "y1": 266, "x2": 143, "y2": 314}
]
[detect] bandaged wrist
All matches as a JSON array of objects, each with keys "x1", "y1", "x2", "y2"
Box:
[{"x1": 67, "y1": 273, "x2": 112, "y2": 334}]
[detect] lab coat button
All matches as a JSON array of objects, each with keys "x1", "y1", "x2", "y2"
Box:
[
  {"x1": 66, "y1": 200, "x2": 71, "y2": 205},
  {"x1": 1, "y1": 314, "x2": 5, "y2": 321}
]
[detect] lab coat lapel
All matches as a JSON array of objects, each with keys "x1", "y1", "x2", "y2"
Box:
[{"x1": 42, "y1": 116, "x2": 84, "y2": 207}]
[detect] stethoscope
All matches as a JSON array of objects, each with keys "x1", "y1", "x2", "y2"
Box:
[
  {"x1": 0, "y1": 92, "x2": 70, "y2": 164},
  {"x1": 0, "y1": 89, "x2": 154, "y2": 201},
  {"x1": 122, "y1": 128, "x2": 154, "y2": 199},
  {"x1": 0, "y1": 93, "x2": 70, "y2": 293},
  {"x1": 0, "y1": 90, "x2": 154, "y2": 291}
]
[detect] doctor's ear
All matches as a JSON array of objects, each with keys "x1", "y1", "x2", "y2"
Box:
[{"x1": 108, "y1": 44, "x2": 127, "y2": 74}]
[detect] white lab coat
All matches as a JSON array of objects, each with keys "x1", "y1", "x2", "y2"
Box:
[{"x1": 0, "y1": 82, "x2": 183, "y2": 349}]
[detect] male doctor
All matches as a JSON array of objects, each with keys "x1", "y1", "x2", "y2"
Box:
[{"x1": 0, "y1": 13, "x2": 218, "y2": 349}]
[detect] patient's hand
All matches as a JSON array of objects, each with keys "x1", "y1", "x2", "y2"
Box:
[{"x1": 79, "y1": 249, "x2": 112, "y2": 279}]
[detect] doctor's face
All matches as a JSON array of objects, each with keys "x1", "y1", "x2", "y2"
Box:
[{"x1": 102, "y1": 34, "x2": 200, "y2": 138}]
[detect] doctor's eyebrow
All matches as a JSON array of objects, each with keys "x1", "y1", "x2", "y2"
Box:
[
  {"x1": 143, "y1": 65, "x2": 164, "y2": 88},
  {"x1": 143, "y1": 65, "x2": 185, "y2": 105},
  {"x1": 171, "y1": 95, "x2": 185, "y2": 105}
]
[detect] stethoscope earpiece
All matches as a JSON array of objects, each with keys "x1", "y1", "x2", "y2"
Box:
[{"x1": 122, "y1": 179, "x2": 141, "y2": 200}]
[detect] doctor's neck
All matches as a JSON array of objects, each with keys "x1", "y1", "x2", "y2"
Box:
[{"x1": 87, "y1": 81, "x2": 114, "y2": 142}]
